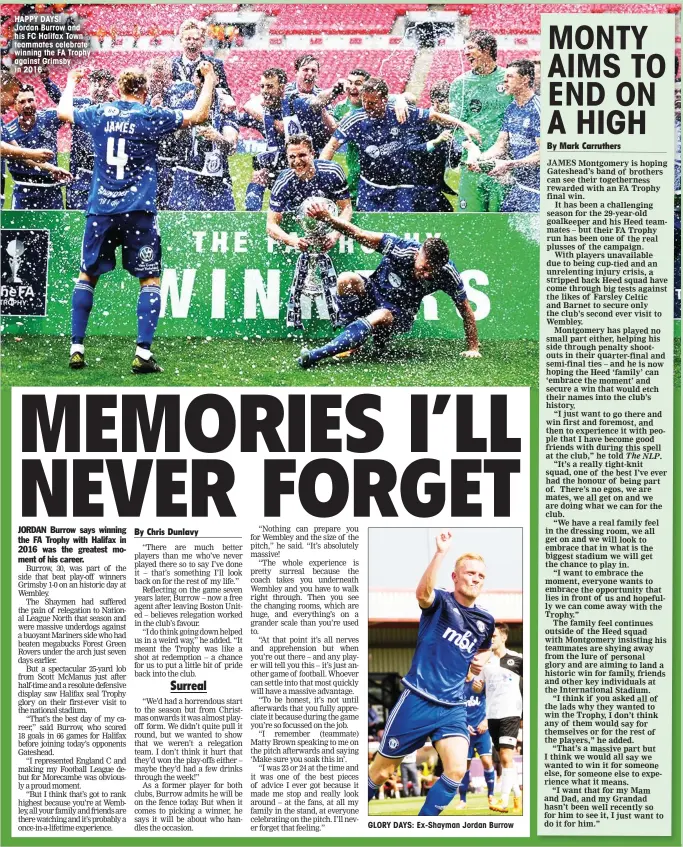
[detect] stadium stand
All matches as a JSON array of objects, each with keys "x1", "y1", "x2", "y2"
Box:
[
  {"x1": 70, "y1": 4, "x2": 222, "y2": 36},
  {"x1": 220, "y1": 47, "x2": 416, "y2": 103},
  {"x1": 268, "y1": 4, "x2": 399, "y2": 35}
]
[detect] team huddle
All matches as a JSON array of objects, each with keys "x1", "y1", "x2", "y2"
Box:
[
  {"x1": 369, "y1": 532, "x2": 523, "y2": 817},
  {"x1": 2, "y1": 22, "x2": 540, "y2": 215},
  {"x1": 1, "y1": 19, "x2": 540, "y2": 372}
]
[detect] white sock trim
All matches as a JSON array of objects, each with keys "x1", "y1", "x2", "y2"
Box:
[
  {"x1": 135, "y1": 346, "x2": 152, "y2": 361},
  {"x1": 70, "y1": 344, "x2": 84, "y2": 355}
]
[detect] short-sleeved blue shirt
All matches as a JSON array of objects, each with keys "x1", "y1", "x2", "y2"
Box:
[
  {"x1": 269, "y1": 160, "x2": 349, "y2": 212},
  {"x1": 367, "y1": 234, "x2": 468, "y2": 321},
  {"x1": 74, "y1": 100, "x2": 183, "y2": 214},
  {"x1": 402, "y1": 589, "x2": 495, "y2": 706},
  {"x1": 501, "y1": 94, "x2": 541, "y2": 190},
  {"x1": 2, "y1": 109, "x2": 61, "y2": 183},
  {"x1": 333, "y1": 105, "x2": 431, "y2": 188},
  {"x1": 463, "y1": 677, "x2": 487, "y2": 726}
]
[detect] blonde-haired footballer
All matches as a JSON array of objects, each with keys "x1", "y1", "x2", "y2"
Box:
[{"x1": 368, "y1": 532, "x2": 494, "y2": 816}]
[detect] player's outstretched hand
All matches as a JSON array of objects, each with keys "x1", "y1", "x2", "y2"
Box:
[
  {"x1": 197, "y1": 126, "x2": 223, "y2": 143},
  {"x1": 321, "y1": 233, "x2": 340, "y2": 252},
  {"x1": 306, "y1": 199, "x2": 333, "y2": 221},
  {"x1": 292, "y1": 237, "x2": 310, "y2": 252},
  {"x1": 461, "y1": 122, "x2": 482, "y2": 145},
  {"x1": 44, "y1": 164, "x2": 73, "y2": 182},
  {"x1": 460, "y1": 349, "x2": 482, "y2": 358},
  {"x1": 393, "y1": 93, "x2": 409, "y2": 124},
  {"x1": 489, "y1": 159, "x2": 513, "y2": 178},
  {"x1": 25, "y1": 148, "x2": 54, "y2": 163},
  {"x1": 198, "y1": 61, "x2": 217, "y2": 83},
  {"x1": 435, "y1": 530, "x2": 452, "y2": 554},
  {"x1": 67, "y1": 68, "x2": 87, "y2": 85}
]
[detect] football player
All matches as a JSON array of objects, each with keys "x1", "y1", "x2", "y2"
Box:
[
  {"x1": 321, "y1": 77, "x2": 480, "y2": 212},
  {"x1": 296, "y1": 203, "x2": 480, "y2": 367},
  {"x1": 368, "y1": 533, "x2": 494, "y2": 816},
  {"x1": 58, "y1": 63, "x2": 216, "y2": 373}
]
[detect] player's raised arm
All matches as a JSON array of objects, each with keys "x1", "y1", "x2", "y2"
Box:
[
  {"x1": 415, "y1": 532, "x2": 452, "y2": 608},
  {"x1": 306, "y1": 201, "x2": 383, "y2": 251},
  {"x1": 319, "y1": 135, "x2": 342, "y2": 160},
  {"x1": 57, "y1": 68, "x2": 87, "y2": 123},
  {"x1": 180, "y1": 61, "x2": 216, "y2": 127},
  {"x1": 309, "y1": 78, "x2": 346, "y2": 111}
]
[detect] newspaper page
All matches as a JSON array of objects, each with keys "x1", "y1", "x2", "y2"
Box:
[{"x1": 0, "y1": 0, "x2": 679, "y2": 845}]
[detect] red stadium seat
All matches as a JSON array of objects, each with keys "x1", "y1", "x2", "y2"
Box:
[
  {"x1": 221, "y1": 47, "x2": 415, "y2": 105},
  {"x1": 269, "y1": 5, "x2": 399, "y2": 35}
]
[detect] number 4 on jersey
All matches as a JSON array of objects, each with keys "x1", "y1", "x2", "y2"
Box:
[{"x1": 106, "y1": 137, "x2": 129, "y2": 179}]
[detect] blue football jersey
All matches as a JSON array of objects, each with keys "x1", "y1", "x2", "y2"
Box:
[
  {"x1": 269, "y1": 160, "x2": 349, "y2": 212},
  {"x1": 369, "y1": 234, "x2": 468, "y2": 320},
  {"x1": 463, "y1": 678, "x2": 487, "y2": 727},
  {"x1": 43, "y1": 77, "x2": 94, "y2": 174},
  {"x1": 402, "y1": 589, "x2": 495, "y2": 706},
  {"x1": 406, "y1": 122, "x2": 451, "y2": 189},
  {"x1": 334, "y1": 105, "x2": 431, "y2": 188},
  {"x1": 501, "y1": 95, "x2": 541, "y2": 190},
  {"x1": 2, "y1": 109, "x2": 61, "y2": 183},
  {"x1": 168, "y1": 87, "x2": 237, "y2": 180},
  {"x1": 74, "y1": 100, "x2": 183, "y2": 214},
  {"x1": 282, "y1": 92, "x2": 331, "y2": 155}
]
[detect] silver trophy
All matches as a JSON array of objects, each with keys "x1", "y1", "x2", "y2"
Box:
[
  {"x1": 287, "y1": 197, "x2": 342, "y2": 329},
  {"x1": 6, "y1": 239, "x2": 25, "y2": 284}
]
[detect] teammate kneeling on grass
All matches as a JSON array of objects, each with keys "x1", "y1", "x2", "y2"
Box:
[
  {"x1": 368, "y1": 533, "x2": 494, "y2": 816},
  {"x1": 57, "y1": 63, "x2": 216, "y2": 374},
  {"x1": 296, "y1": 202, "x2": 480, "y2": 368}
]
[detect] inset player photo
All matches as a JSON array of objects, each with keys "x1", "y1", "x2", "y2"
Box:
[{"x1": 368, "y1": 527, "x2": 523, "y2": 819}]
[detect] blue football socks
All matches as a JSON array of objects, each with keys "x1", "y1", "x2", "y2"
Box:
[
  {"x1": 368, "y1": 777, "x2": 381, "y2": 801},
  {"x1": 485, "y1": 767, "x2": 496, "y2": 797},
  {"x1": 71, "y1": 280, "x2": 94, "y2": 344},
  {"x1": 418, "y1": 774, "x2": 460, "y2": 816},
  {"x1": 459, "y1": 769, "x2": 471, "y2": 802},
  {"x1": 308, "y1": 318, "x2": 373, "y2": 364},
  {"x1": 136, "y1": 285, "x2": 162, "y2": 347}
]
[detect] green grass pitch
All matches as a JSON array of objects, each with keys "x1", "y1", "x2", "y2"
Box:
[
  {"x1": 369, "y1": 793, "x2": 523, "y2": 816},
  {"x1": 0, "y1": 336, "x2": 539, "y2": 388}
]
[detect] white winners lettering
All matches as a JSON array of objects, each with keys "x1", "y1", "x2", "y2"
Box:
[
  {"x1": 106, "y1": 137, "x2": 129, "y2": 180},
  {"x1": 103, "y1": 120, "x2": 136, "y2": 135},
  {"x1": 442, "y1": 627, "x2": 476, "y2": 653}
]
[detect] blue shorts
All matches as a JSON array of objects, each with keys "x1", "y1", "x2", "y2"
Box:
[
  {"x1": 337, "y1": 275, "x2": 415, "y2": 334},
  {"x1": 80, "y1": 212, "x2": 162, "y2": 279},
  {"x1": 168, "y1": 168, "x2": 235, "y2": 212},
  {"x1": 412, "y1": 186, "x2": 453, "y2": 213},
  {"x1": 378, "y1": 689, "x2": 469, "y2": 759},
  {"x1": 12, "y1": 182, "x2": 63, "y2": 210},
  {"x1": 467, "y1": 730, "x2": 493, "y2": 760},
  {"x1": 66, "y1": 168, "x2": 92, "y2": 211},
  {"x1": 501, "y1": 184, "x2": 540, "y2": 212},
  {"x1": 358, "y1": 179, "x2": 414, "y2": 212}
]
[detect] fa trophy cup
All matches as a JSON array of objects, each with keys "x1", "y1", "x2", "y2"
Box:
[
  {"x1": 287, "y1": 197, "x2": 342, "y2": 330},
  {"x1": 6, "y1": 238, "x2": 26, "y2": 285}
]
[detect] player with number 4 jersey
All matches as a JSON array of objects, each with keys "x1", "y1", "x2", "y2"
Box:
[{"x1": 57, "y1": 64, "x2": 216, "y2": 373}]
